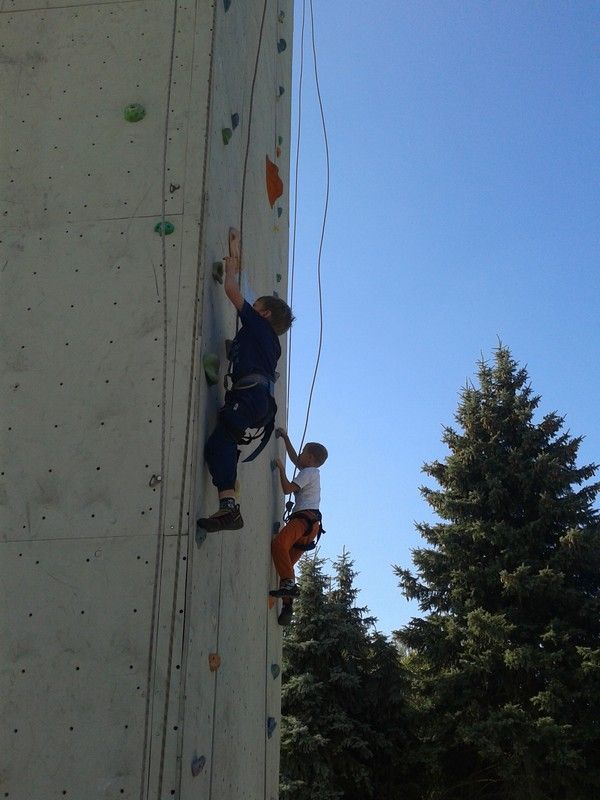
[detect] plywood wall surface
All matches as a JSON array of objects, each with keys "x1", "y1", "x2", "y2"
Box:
[{"x1": 0, "y1": 1, "x2": 292, "y2": 798}]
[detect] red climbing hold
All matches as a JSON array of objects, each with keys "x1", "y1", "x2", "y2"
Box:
[{"x1": 266, "y1": 156, "x2": 283, "y2": 208}]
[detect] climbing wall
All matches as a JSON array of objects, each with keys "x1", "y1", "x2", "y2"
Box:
[{"x1": 0, "y1": 2, "x2": 292, "y2": 799}]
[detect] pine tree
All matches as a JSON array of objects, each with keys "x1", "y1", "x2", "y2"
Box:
[
  {"x1": 281, "y1": 552, "x2": 414, "y2": 800},
  {"x1": 395, "y1": 346, "x2": 600, "y2": 799}
]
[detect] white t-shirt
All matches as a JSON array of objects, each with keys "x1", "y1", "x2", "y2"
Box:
[{"x1": 292, "y1": 467, "x2": 321, "y2": 512}]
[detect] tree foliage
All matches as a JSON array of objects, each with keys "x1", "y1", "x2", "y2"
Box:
[
  {"x1": 280, "y1": 552, "x2": 415, "y2": 800},
  {"x1": 395, "y1": 346, "x2": 600, "y2": 799}
]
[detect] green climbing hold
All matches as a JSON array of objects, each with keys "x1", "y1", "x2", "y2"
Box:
[
  {"x1": 276, "y1": 273, "x2": 282, "y2": 283},
  {"x1": 231, "y1": 112, "x2": 239, "y2": 130},
  {"x1": 278, "y1": 135, "x2": 283, "y2": 146},
  {"x1": 278, "y1": 10, "x2": 285, "y2": 23},
  {"x1": 222, "y1": 127, "x2": 233, "y2": 145},
  {"x1": 271, "y1": 663, "x2": 280, "y2": 679},
  {"x1": 212, "y1": 261, "x2": 224, "y2": 284},
  {"x1": 277, "y1": 39, "x2": 287, "y2": 53},
  {"x1": 124, "y1": 103, "x2": 146, "y2": 123},
  {"x1": 154, "y1": 220, "x2": 175, "y2": 236},
  {"x1": 203, "y1": 353, "x2": 220, "y2": 386}
]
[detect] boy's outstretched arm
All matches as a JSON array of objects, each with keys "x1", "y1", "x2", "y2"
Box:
[
  {"x1": 275, "y1": 428, "x2": 300, "y2": 467},
  {"x1": 223, "y1": 228, "x2": 244, "y2": 311},
  {"x1": 275, "y1": 458, "x2": 299, "y2": 495}
]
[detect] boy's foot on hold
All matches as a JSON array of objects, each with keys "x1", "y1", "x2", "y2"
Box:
[
  {"x1": 196, "y1": 505, "x2": 244, "y2": 532},
  {"x1": 269, "y1": 579, "x2": 300, "y2": 599},
  {"x1": 278, "y1": 602, "x2": 294, "y2": 626}
]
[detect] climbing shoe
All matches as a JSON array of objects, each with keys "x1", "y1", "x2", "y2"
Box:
[
  {"x1": 278, "y1": 603, "x2": 294, "y2": 626},
  {"x1": 269, "y1": 579, "x2": 299, "y2": 599},
  {"x1": 196, "y1": 505, "x2": 244, "y2": 533}
]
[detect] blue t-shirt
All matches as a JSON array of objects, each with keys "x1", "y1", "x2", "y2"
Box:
[{"x1": 228, "y1": 301, "x2": 281, "y2": 382}]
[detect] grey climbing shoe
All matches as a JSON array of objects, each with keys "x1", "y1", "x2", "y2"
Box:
[
  {"x1": 269, "y1": 579, "x2": 299, "y2": 599},
  {"x1": 278, "y1": 603, "x2": 294, "y2": 626},
  {"x1": 196, "y1": 505, "x2": 244, "y2": 533}
]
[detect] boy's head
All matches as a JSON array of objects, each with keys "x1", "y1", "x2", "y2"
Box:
[
  {"x1": 298, "y1": 442, "x2": 328, "y2": 468},
  {"x1": 253, "y1": 296, "x2": 294, "y2": 336}
]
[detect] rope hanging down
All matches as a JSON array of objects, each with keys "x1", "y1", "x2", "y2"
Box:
[{"x1": 287, "y1": 0, "x2": 330, "y2": 464}]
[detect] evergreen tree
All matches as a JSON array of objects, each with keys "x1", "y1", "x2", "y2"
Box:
[
  {"x1": 395, "y1": 346, "x2": 600, "y2": 799},
  {"x1": 281, "y1": 552, "x2": 413, "y2": 800}
]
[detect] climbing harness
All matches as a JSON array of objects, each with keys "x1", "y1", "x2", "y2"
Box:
[
  {"x1": 289, "y1": 509, "x2": 325, "y2": 552},
  {"x1": 221, "y1": 359, "x2": 278, "y2": 462}
]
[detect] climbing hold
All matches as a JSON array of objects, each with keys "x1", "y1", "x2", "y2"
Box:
[
  {"x1": 278, "y1": 86, "x2": 285, "y2": 97},
  {"x1": 154, "y1": 220, "x2": 175, "y2": 236},
  {"x1": 148, "y1": 474, "x2": 162, "y2": 488},
  {"x1": 212, "y1": 261, "x2": 223, "y2": 284},
  {"x1": 267, "y1": 717, "x2": 277, "y2": 738},
  {"x1": 203, "y1": 353, "x2": 220, "y2": 386},
  {"x1": 273, "y1": 290, "x2": 279, "y2": 298},
  {"x1": 271, "y1": 663, "x2": 280, "y2": 679},
  {"x1": 124, "y1": 103, "x2": 146, "y2": 122},
  {"x1": 208, "y1": 653, "x2": 221, "y2": 672},
  {"x1": 169, "y1": 183, "x2": 180, "y2": 194},
  {"x1": 277, "y1": 39, "x2": 287, "y2": 53},
  {"x1": 266, "y1": 156, "x2": 284, "y2": 208},
  {"x1": 278, "y1": 10, "x2": 285, "y2": 23},
  {"x1": 231, "y1": 112, "x2": 240, "y2": 130},
  {"x1": 191, "y1": 754, "x2": 206, "y2": 777},
  {"x1": 278, "y1": 135, "x2": 283, "y2": 146},
  {"x1": 223, "y1": 0, "x2": 231, "y2": 10},
  {"x1": 222, "y1": 127, "x2": 233, "y2": 145},
  {"x1": 195, "y1": 524, "x2": 207, "y2": 549},
  {"x1": 277, "y1": 207, "x2": 283, "y2": 218},
  {"x1": 276, "y1": 273, "x2": 282, "y2": 283}
]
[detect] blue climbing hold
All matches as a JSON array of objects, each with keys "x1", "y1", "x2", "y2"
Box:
[
  {"x1": 271, "y1": 663, "x2": 280, "y2": 679},
  {"x1": 231, "y1": 112, "x2": 239, "y2": 130},
  {"x1": 191, "y1": 754, "x2": 206, "y2": 776},
  {"x1": 223, "y1": 0, "x2": 232, "y2": 11},
  {"x1": 267, "y1": 717, "x2": 277, "y2": 738},
  {"x1": 277, "y1": 207, "x2": 283, "y2": 218},
  {"x1": 277, "y1": 39, "x2": 287, "y2": 53},
  {"x1": 278, "y1": 86, "x2": 285, "y2": 97}
]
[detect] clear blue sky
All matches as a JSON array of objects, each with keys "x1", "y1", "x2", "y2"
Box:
[{"x1": 284, "y1": 1, "x2": 600, "y2": 636}]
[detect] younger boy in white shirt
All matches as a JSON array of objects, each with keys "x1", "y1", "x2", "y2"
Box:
[{"x1": 270, "y1": 428, "x2": 328, "y2": 624}]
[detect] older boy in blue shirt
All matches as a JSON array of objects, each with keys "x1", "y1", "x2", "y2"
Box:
[{"x1": 197, "y1": 229, "x2": 293, "y2": 533}]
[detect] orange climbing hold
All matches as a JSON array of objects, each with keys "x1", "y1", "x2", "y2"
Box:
[
  {"x1": 208, "y1": 653, "x2": 221, "y2": 671},
  {"x1": 266, "y1": 156, "x2": 283, "y2": 208}
]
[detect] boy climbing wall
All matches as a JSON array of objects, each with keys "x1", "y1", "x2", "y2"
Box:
[
  {"x1": 197, "y1": 229, "x2": 294, "y2": 534},
  {"x1": 270, "y1": 429, "x2": 328, "y2": 625}
]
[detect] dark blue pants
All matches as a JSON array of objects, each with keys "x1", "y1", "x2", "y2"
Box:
[{"x1": 205, "y1": 387, "x2": 271, "y2": 491}]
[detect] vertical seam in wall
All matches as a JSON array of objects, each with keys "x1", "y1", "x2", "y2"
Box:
[
  {"x1": 140, "y1": 2, "x2": 180, "y2": 798},
  {"x1": 174, "y1": 0, "x2": 220, "y2": 793}
]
